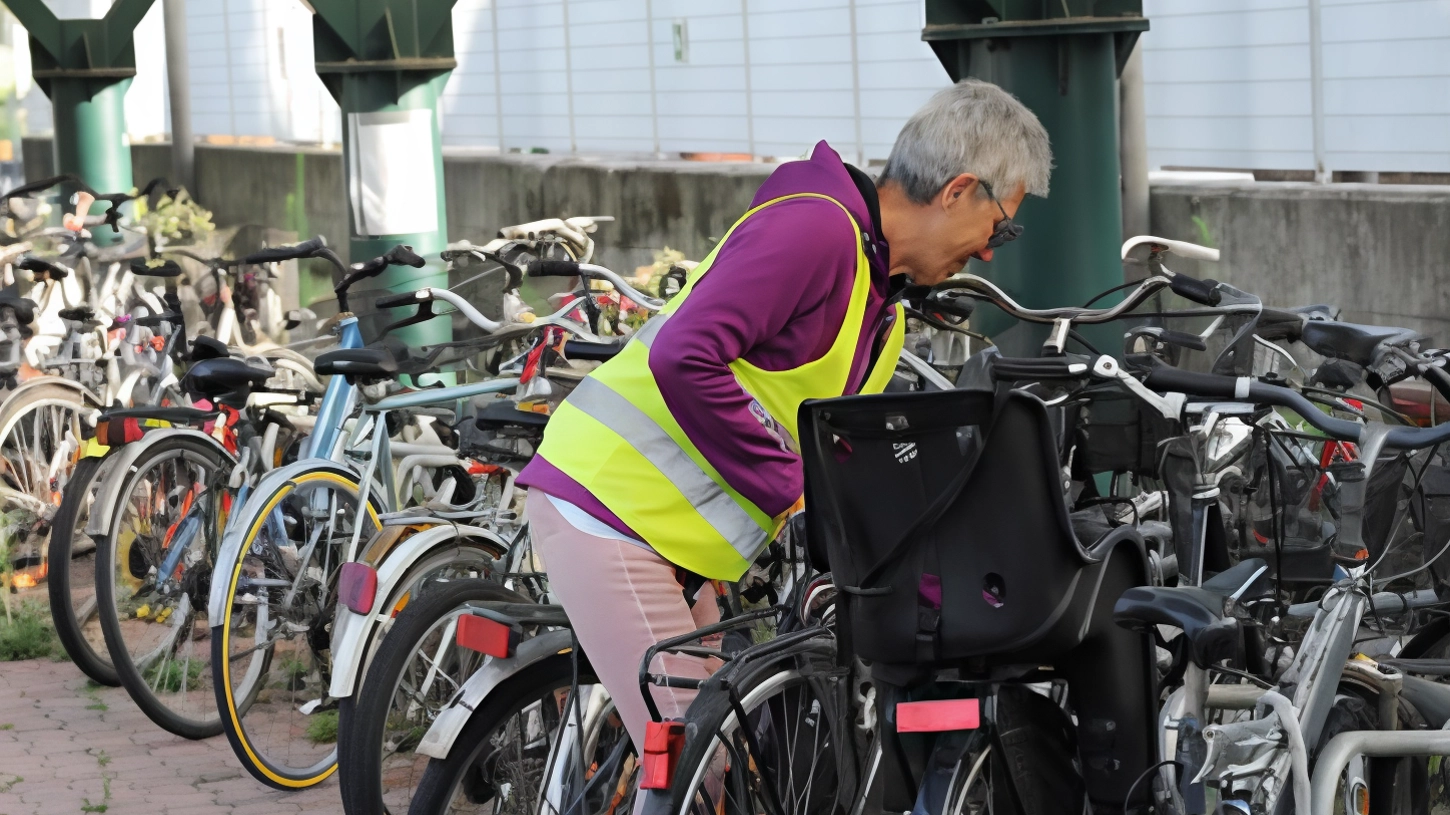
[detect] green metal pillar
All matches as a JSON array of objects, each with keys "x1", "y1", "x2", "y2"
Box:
[
  {"x1": 3, "y1": 0, "x2": 155, "y2": 243},
  {"x1": 923, "y1": 0, "x2": 1147, "y2": 355},
  {"x1": 310, "y1": 0, "x2": 458, "y2": 349}
]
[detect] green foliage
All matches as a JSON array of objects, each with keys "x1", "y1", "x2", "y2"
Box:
[
  {"x1": 0, "y1": 601, "x2": 61, "y2": 662},
  {"x1": 141, "y1": 658, "x2": 206, "y2": 693},
  {"x1": 135, "y1": 187, "x2": 215, "y2": 247},
  {"x1": 306, "y1": 709, "x2": 339, "y2": 744}
]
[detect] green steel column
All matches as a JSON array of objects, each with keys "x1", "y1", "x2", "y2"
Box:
[
  {"x1": 3, "y1": 0, "x2": 155, "y2": 244},
  {"x1": 923, "y1": 2, "x2": 1147, "y2": 355},
  {"x1": 310, "y1": 0, "x2": 459, "y2": 350}
]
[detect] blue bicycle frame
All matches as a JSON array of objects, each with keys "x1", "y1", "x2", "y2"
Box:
[{"x1": 304, "y1": 313, "x2": 365, "y2": 459}]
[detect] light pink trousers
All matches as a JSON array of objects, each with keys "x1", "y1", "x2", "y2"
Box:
[{"x1": 526, "y1": 490, "x2": 722, "y2": 755}]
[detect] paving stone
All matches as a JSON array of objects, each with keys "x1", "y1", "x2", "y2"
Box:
[{"x1": 0, "y1": 659, "x2": 346, "y2": 814}]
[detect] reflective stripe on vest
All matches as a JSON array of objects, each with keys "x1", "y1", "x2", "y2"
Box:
[{"x1": 536, "y1": 192, "x2": 905, "y2": 580}]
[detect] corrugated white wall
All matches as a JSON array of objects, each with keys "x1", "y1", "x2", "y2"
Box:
[
  {"x1": 13, "y1": 0, "x2": 1447, "y2": 174},
  {"x1": 442, "y1": 0, "x2": 941, "y2": 161},
  {"x1": 1141, "y1": 0, "x2": 1450, "y2": 173}
]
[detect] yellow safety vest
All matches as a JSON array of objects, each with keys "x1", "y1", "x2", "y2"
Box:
[{"x1": 537, "y1": 192, "x2": 906, "y2": 580}]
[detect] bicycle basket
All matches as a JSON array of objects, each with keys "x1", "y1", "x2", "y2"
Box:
[{"x1": 801, "y1": 388, "x2": 1094, "y2": 665}]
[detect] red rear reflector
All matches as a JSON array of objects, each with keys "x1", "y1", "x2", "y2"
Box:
[
  {"x1": 338, "y1": 562, "x2": 377, "y2": 615},
  {"x1": 456, "y1": 613, "x2": 517, "y2": 658},
  {"x1": 639, "y1": 720, "x2": 686, "y2": 789},
  {"x1": 896, "y1": 699, "x2": 980, "y2": 733}
]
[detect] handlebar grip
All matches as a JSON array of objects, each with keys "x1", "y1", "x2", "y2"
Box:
[
  {"x1": 243, "y1": 236, "x2": 326, "y2": 265},
  {"x1": 1254, "y1": 307, "x2": 1308, "y2": 342},
  {"x1": 384, "y1": 245, "x2": 426, "y2": 269},
  {"x1": 19, "y1": 257, "x2": 69, "y2": 280},
  {"x1": 1168, "y1": 274, "x2": 1222, "y2": 306},
  {"x1": 527, "y1": 259, "x2": 581, "y2": 278},
  {"x1": 1142, "y1": 365, "x2": 1239, "y2": 399},
  {"x1": 375, "y1": 291, "x2": 425, "y2": 310},
  {"x1": 1154, "y1": 329, "x2": 1209, "y2": 352},
  {"x1": 990, "y1": 356, "x2": 1089, "y2": 381}
]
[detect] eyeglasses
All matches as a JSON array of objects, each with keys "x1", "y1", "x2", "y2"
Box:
[{"x1": 980, "y1": 181, "x2": 1024, "y2": 249}]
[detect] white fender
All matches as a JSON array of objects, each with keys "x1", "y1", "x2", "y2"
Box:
[
  {"x1": 417, "y1": 627, "x2": 577, "y2": 761},
  {"x1": 84, "y1": 428, "x2": 236, "y2": 539},
  {"x1": 207, "y1": 457, "x2": 372, "y2": 624},
  {"x1": 2, "y1": 374, "x2": 101, "y2": 409},
  {"x1": 328, "y1": 524, "x2": 508, "y2": 699}
]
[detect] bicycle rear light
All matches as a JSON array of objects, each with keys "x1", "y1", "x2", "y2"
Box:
[
  {"x1": 639, "y1": 720, "x2": 687, "y2": 789},
  {"x1": 338, "y1": 562, "x2": 377, "y2": 615},
  {"x1": 895, "y1": 699, "x2": 980, "y2": 733},
  {"x1": 455, "y1": 612, "x2": 518, "y2": 658}
]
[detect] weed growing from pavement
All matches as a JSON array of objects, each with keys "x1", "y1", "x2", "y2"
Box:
[
  {"x1": 306, "y1": 709, "x2": 339, "y2": 743},
  {"x1": 81, "y1": 749, "x2": 113, "y2": 812},
  {"x1": 0, "y1": 723, "x2": 12, "y2": 730},
  {"x1": 0, "y1": 600, "x2": 63, "y2": 661},
  {"x1": 80, "y1": 682, "x2": 107, "y2": 713},
  {"x1": 0, "y1": 773, "x2": 21, "y2": 792}
]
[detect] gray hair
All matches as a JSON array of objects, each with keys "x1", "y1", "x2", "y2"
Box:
[{"x1": 879, "y1": 79, "x2": 1053, "y2": 203}]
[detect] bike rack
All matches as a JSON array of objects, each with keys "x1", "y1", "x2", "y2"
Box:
[{"x1": 1309, "y1": 730, "x2": 1450, "y2": 815}]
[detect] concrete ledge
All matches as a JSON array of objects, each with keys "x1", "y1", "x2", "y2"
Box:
[{"x1": 1149, "y1": 179, "x2": 1450, "y2": 341}]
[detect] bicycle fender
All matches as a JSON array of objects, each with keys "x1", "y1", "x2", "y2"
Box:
[
  {"x1": 206, "y1": 457, "x2": 367, "y2": 625},
  {"x1": 84, "y1": 428, "x2": 235, "y2": 539},
  {"x1": 416, "y1": 627, "x2": 576, "y2": 761},
  {"x1": 2, "y1": 374, "x2": 101, "y2": 408},
  {"x1": 327, "y1": 524, "x2": 508, "y2": 699}
]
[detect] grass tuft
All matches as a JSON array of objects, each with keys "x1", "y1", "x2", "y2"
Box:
[
  {"x1": 305, "y1": 709, "x2": 339, "y2": 744},
  {"x1": 0, "y1": 601, "x2": 62, "y2": 662}
]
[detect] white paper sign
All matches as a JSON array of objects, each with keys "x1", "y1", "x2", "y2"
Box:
[{"x1": 348, "y1": 109, "x2": 439, "y2": 236}]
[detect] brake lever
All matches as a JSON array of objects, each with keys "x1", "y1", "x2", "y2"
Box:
[{"x1": 381, "y1": 300, "x2": 439, "y2": 336}]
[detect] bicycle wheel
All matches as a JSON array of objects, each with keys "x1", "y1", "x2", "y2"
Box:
[
  {"x1": 339, "y1": 577, "x2": 532, "y2": 815},
  {"x1": 0, "y1": 383, "x2": 89, "y2": 584},
  {"x1": 407, "y1": 652, "x2": 613, "y2": 815},
  {"x1": 645, "y1": 642, "x2": 848, "y2": 815},
  {"x1": 46, "y1": 455, "x2": 118, "y2": 685},
  {"x1": 95, "y1": 434, "x2": 233, "y2": 738},
  {"x1": 212, "y1": 466, "x2": 381, "y2": 789}
]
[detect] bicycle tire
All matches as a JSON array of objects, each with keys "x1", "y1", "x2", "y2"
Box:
[
  {"x1": 641, "y1": 637, "x2": 850, "y2": 815},
  {"x1": 46, "y1": 455, "x2": 118, "y2": 685},
  {"x1": 95, "y1": 434, "x2": 233, "y2": 739},
  {"x1": 211, "y1": 464, "x2": 382, "y2": 790},
  {"x1": 338, "y1": 577, "x2": 532, "y2": 815},
  {"x1": 0, "y1": 383, "x2": 89, "y2": 582},
  {"x1": 407, "y1": 652, "x2": 602, "y2": 815}
]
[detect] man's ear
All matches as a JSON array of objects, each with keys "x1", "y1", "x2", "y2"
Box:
[{"x1": 940, "y1": 173, "x2": 979, "y2": 210}]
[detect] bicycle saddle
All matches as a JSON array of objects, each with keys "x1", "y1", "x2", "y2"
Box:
[
  {"x1": 183, "y1": 357, "x2": 274, "y2": 402},
  {"x1": 475, "y1": 399, "x2": 550, "y2": 430},
  {"x1": 1299, "y1": 321, "x2": 1427, "y2": 367},
  {"x1": 131, "y1": 258, "x2": 184, "y2": 278},
  {"x1": 0, "y1": 295, "x2": 37, "y2": 325},
  {"x1": 58, "y1": 306, "x2": 95, "y2": 323},
  {"x1": 189, "y1": 335, "x2": 231, "y2": 361},
  {"x1": 102, "y1": 405, "x2": 219, "y2": 425},
  {"x1": 1112, "y1": 557, "x2": 1272, "y2": 668},
  {"x1": 315, "y1": 336, "x2": 423, "y2": 382}
]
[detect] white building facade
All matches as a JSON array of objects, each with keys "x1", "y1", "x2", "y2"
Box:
[{"x1": 10, "y1": 0, "x2": 1450, "y2": 174}]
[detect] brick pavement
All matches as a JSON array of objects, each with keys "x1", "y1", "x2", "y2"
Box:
[{"x1": 0, "y1": 658, "x2": 344, "y2": 815}]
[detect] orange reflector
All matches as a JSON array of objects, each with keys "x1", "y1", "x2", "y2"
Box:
[
  {"x1": 639, "y1": 720, "x2": 686, "y2": 789},
  {"x1": 456, "y1": 613, "x2": 517, "y2": 658},
  {"x1": 1354, "y1": 549, "x2": 1370, "y2": 561},
  {"x1": 896, "y1": 699, "x2": 980, "y2": 733}
]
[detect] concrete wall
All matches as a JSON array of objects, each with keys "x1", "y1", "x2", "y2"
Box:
[
  {"x1": 1149, "y1": 181, "x2": 1450, "y2": 341},
  {"x1": 21, "y1": 137, "x2": 769, "y2": 275}
]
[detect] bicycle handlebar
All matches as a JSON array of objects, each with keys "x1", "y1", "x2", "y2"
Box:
[
  {"x1": 1168, "y1": 274, "x2": 1223, "y2": 306},
  {"x1": 949, "y1": 273, "x2": 1170, "y2": 324},
  {"x1": 1141, "y1": 362, "x2": 1450, "y2": 449},
  {"x1": 243, "y1": 236, "x2": 328, "y2": 265},
  {"x1": 527, "y1": 259, "x2": 580, "y2": 278}
]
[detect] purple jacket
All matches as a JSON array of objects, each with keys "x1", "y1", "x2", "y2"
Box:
[{"x1": 518, "y1": 141, "x2": 894, "y2": 541}]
